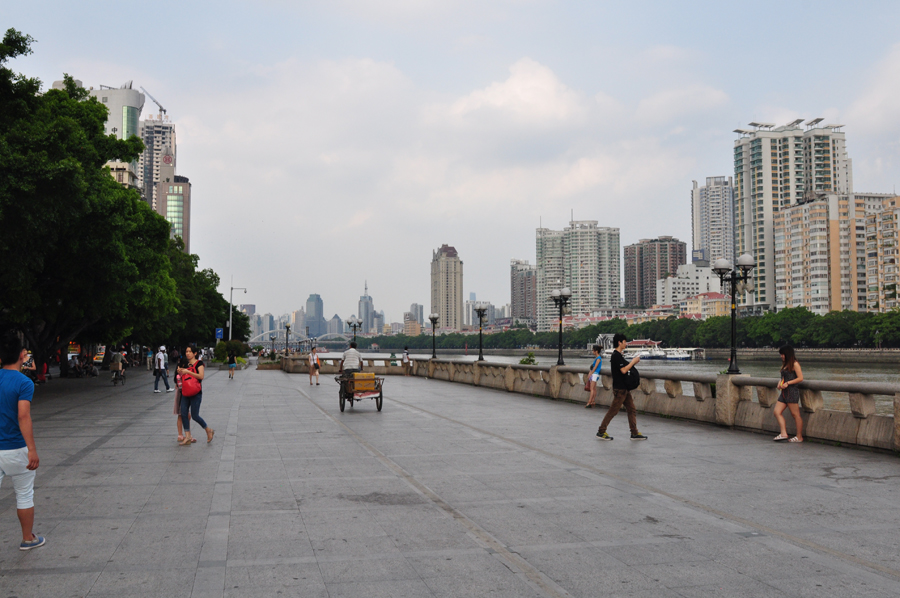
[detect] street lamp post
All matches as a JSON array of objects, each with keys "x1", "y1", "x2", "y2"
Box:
[
  {"x1": 474, "y1": 304, "x2": 488, "y2": 362},
  {"x1": 285, "y1": 324, "x2": 291, "y2": 353},
  {"x1": 348, "y1": 316, "x2": 360, "y2": 342},
  {"x1": 229, "y1": 276, "x2": 247, "y2": 341},
  {"x1": 269, "y1": 333, "x2": 276, "y2": 356},
  {"x1": 549, "y1": 287, "x2": 572, "y2": 366},
  {"x1": 713, "y1": 254, "x2": 757, "y2": 375},
  {"x1": 428, "y1": 313, "x2": 439, "y2": 359}
]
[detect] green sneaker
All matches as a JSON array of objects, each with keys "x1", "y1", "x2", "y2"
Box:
[{"x1": 596, "y1": 431, "x2": 613, "y2": 441}]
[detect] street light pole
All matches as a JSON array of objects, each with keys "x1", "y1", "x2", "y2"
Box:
[
  {"x1": 229, "y1": 276, "x2": 247, "y2": 341},
  {"x1": 549, "y1": 288, "x2": 572, "y2": 366},
  {"x1": 348, "y1": 316, "x2": 360, "y2": 343},
  {"x1": 285, "y1": 324, "x2": 291, "y2": 353},
  {"x1": 428, "y1": 313, "x2": 439, "y2": 359},
  {"x1": 269, "y1": 333, "x2": 276, "y2": 356},
  {"x1": 474, "y1": 305, "x2": 488, "y2": 362},
  {"x1": 713, "y1": 254, "x2": 756, "y2": 375}
]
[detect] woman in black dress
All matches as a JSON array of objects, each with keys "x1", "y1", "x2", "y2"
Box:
[{"x1": 773, "y1": 345, "x2": 804, "y2": 443}]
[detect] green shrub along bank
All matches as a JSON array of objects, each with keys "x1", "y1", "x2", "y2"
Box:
[{"x1": 355, "y1": 307, "x2": 900, "y2": 351}]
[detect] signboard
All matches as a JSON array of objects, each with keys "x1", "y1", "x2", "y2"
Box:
[{"x1": 215, "y1": 328, "x2": 224, "y2": 340}]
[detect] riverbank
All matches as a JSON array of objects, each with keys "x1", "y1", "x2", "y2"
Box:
[{"x1": 390, "y1": 347, "x2": 900, "y2": 364}]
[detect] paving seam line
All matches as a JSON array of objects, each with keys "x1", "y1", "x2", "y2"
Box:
[
  {"x1": 303, "y1": 389, "x2": 575, "y2": 598},
  {"x1": 388, "y1": 396, "x2": 900, "y2": 584}
]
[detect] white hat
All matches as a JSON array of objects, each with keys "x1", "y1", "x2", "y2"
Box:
[{"x1": 159, "y1": 345, "x2": 166, "y2": 352}]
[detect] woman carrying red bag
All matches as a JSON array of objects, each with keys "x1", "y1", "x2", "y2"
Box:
[{"x1": 176, "y1": 345, "x2": 214, "y2": 446}]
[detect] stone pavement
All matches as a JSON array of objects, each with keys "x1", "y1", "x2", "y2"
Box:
[{"x1": 1, "y1": 363, "x2": 899, "y2": 597}]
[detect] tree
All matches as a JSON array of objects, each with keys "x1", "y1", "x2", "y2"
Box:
[{"x1": 0, "y1": 30, "x2": 176, "y2": 371}]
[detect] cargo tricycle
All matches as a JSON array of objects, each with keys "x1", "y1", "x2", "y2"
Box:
[{"x1": 335, "y1": 372, "x2": 384, "y2": 412}]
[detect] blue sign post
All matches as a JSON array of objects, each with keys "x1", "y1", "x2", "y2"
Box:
[{"x1": 215, "y1": 328, "x2": 224, "y2": 340}]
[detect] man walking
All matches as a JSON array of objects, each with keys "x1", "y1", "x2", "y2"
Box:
[
  {"x1": 154, "y1": 346, "x2": 173, "y2": 393},
  {"x1": 596, "y1": 333, "x2": 647, "y2": 441},
  {"x1": 0, "y1": 332, "x2": 45, "y2": 550}
]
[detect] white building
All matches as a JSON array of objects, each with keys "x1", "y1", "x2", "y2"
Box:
[
  {"x1": 139, "y1": 115, "x2": 176, "y2": 210},
  {"x1": 691, "y1": 176, "x2": 734, "y2": 264},
  {"x1": 430, "y1": 245, "x2": 464, "y2": 330},
  {"x1": 733, "y1": 119, "x2": 853, "y2": 313},
  {"x1": 656, "y1": 263, "x2": 719, "y2": 307},
  {"x1": 536, "y1": 222, "x2": 620, "y2": 331}
]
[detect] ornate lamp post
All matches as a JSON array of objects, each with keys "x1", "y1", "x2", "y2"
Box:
[
  {"x1": 228, "y1": 276, "x2": 247, "y2": 341},
  {"x1": 428, "y1": 313, "x2": 439, "y2": 359},
  {"x1": 285, "y1": 324, "x2": 291, "y2": 353},
  {"x1": 550, "y1": 287, "x2": 572, "y2": 366},
  {"x1": 269, "y1": 333, "x2": 276, "y2": 356},
  {"x1": 348, "y1": 316, "x2": 360, "y2": 342},
  {"x1": 713, "y1": 253, "x2": 756, "y2": 375},
  {"x1": 474, "y1": 304, "x2": 488, "y2": 362}
]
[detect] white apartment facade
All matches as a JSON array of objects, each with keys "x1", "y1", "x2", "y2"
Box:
[
  {"x1": 656, "y1": 262, "x2": 719, "y2": 307},
  {"x1": 865, "y1": 195, "x2": 900, "y2": 311},
  {"x1": 430, "y1": 245, "x2": 464, "y2": 330},
  {"x1": 734, "y1": 119, "x2": 853, "y2": 313},
  {"x1": 691, "y1": 176, "x2": 734, "y2": 264}
]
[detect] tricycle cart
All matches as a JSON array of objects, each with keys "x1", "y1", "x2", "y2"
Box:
[{"x1": 335, "y1": 372, "x2": 383, "y2": 412}]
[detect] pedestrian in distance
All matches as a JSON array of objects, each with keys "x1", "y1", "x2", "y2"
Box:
[
  {"x1": 227, "y1": 350, "x2": 236, "y2": 380},
  {"x1": 0, "y1": 331, "x2": 45, "y2": 551},
  {"x1": 597, "y1": 333, "x2": 647, "y2": 441},
  {"x1": 177, "y1": 345, "x2": 214, "y2": 446},
  {"x1": 585, "y1": 344, "x2": 602, "y2": 408},
  {"x1": 308, "y1": 347, "x2": 320, "y2": 386},
  {"x1": 401, "y1": 346, "x2": 411, "y2": 376},
  {"x1": 773, "y1": 345, "x2": 804, "y2": 443},
  {"x1": 153, "y1": 346, "x2": 173, "y2": 393}
]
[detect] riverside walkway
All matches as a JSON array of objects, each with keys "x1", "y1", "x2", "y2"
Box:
[{"x1": 1, "y1": 363, "x2": 899, "y2": 597}]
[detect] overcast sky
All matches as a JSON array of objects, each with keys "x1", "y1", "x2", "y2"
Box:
[{"x1": 7, "y1": 1, "x2": 900, "y2": 323}]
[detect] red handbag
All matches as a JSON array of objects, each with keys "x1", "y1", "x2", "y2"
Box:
[{"x1": 181, "y1": 363, "x2": 202, "y2": 397}]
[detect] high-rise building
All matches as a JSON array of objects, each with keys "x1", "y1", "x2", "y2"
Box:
[
  {"x1": 81, "y1": 80, "x2": 145, "y2": 192},
  {"x1": 510, "y1": 259, "x2": 537, "y2": 322},
  {"x1": 306, "y1": 294, "x2": 326, "y2": 337},
  {"x1": 734, "y1": 120, "x2": 853, "y2": 312},
  {"x1": 865, "y1": 195, "x2": 900, "y2": 311},
  {"x1": 262, "y1": 313, "x2": 275, "y2": 333},
  {"x1": 409, "y1": 303, "x2": 424, "y2": 326},
  {"x1": 155, "y1": 171, "x2": 192, "y2": 252},
  {"x1": 373, "y1": 311, "x2": 385, "y2": 335},
  {"x1": 139, "y1": 115, "x2": 176, "y2": 210},
  {"x1": 691, "y1": 177, "x2": 734, "y2": 264},
  {"x1": 624, "y1": 236, "x2": 687, "y2": 308},
  {"x1": 327, "y1": 314, "x2": 343, "y2": 335},
  {"x1": 291, "y1": 308, "x2": 306, "y2": 331},
  {"x1": 240, "y1": 304, "x2": 256, "y2": 317},
  {"x1": 774, "y1": 194, "x2": 866, "y2": 314},
  {"x1": 536, "y1": 222, "x2": 620, "y2": 331},
  {"x1": 403, "y1": 313, "x2": 422, "y2": 336},
  {"x1": 358, "y1": 282, "x2": 375, "y2": 333},
  {"x1": 430, "y1": 245, "x2": 464, "y2": 330}
]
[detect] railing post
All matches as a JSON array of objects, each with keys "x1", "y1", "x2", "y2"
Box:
[
  {"x1": 715, "y1": 374, "x2": 750, "y2": 426},
  {"x1": 755, "y1": 386, "x2": 779, "y2": 408},
  {"x1": 799, "y1": 388, "x2": 823, "y2": 413},
  {"x1": 639, "y1": 378, "x2": 655, "y2": 396},
  {"x1": 692, "y1": 382, "x2": 712, "y2": 401},
  {"x1": 473, "y1": 362, "x2": 481, "y2": 386},
  {"x1": 848, "y1": 393, "x2": 876, "y2": 419},
  {"x1": 427, "y1": 359, "x2": 436, "y2": 379},
  {"x1": 505, "y1": 366, "x2": 515, "y2": 392},
  {"x1": 664, "y1": 380, "x2": 682, "y2": 398},
  {"x1": 549, "y1": 366, "x2": 561, "y2": 399}
]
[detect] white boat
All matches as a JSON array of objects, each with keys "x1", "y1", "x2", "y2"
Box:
[{"x1": 666, "y1": 350, "x2": 691, "y2": 361}]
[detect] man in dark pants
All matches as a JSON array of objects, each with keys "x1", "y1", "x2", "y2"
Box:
[{"x1": 597, "y1": 333, "x2": 647, "y2": 441}]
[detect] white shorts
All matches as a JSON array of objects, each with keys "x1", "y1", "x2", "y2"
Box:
[
  {"x1": 0, "y1": 447, "x2": 36, "y2": 509},
  {"x1": 590, "y1": 373, "x2": 600, "y2": 382}
]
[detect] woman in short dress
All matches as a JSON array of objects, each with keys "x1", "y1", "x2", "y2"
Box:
[
  {"x1": 773, "y1": 345, "x2": 804, "y2": 443},
  {"x1": 177, "y1": 345, "x2": 214, "y2": 446},
  {"x1": 585, "y1": 345, "x2": 602, "y2": 408}
]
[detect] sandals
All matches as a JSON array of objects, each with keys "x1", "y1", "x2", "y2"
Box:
[
  {"x1": 789, "y1": 437, "x2": 803, "y2": 443},
  {"x1": 773, "y1": 434, "x2": 789, "y2": 442}
]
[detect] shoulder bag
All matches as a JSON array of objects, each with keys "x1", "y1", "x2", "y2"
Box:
[
  {"x1": 182, "y1": 363, "x2": 202, "y2": 397},
  {"x1": 625, "y1": 365, "x2": 640, "y2": 391}
]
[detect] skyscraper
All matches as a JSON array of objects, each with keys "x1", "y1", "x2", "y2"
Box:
[
  {"x1": 734, "y1": 120, "x2": 853, "y2": 312},
  {"x1": 409, "y1": 303, "x2": 424, "y2": 326},
  {"x1": 430, "y1": 245, "x2": 464, "y2": 330},
  {"x1": 358, "y1": 282, "x2": 375, "y2": 334},
  {"x1": 240, "y1": 304, "x2": 256, "y2": 317},
  {"x1": 510, "y1": 259, "x2": 537, "y2": 323},
  {"x1": 81, "y1": 80, "x2": 145, "y2": 191},
  {"x1": 139, "y1": 114, "x2": 176, "y2": 210},
  {"x1": 692, "y1": 177, "x2": 734, "y2": 264},
  {"x1": 624, "y1": 236, "x2": 687, "y2": 308},
  {"x1": 154, "y1": 146, "x2": 192, "y2": 252},
  {"x1": 306, "y1": 294, "x2": 326, "y2": 337},
  {"x1": 536, "y1": 222, "x2": 620, "y2": 331}
]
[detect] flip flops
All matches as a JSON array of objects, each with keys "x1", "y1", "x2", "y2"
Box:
[{"x1": 773, "y1": 434, "x2": 789, "y2": 442}]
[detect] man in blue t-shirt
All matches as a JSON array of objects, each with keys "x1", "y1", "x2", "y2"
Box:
[{"x1": 0, "y1": 332, "x2": 45, "y2": 550}]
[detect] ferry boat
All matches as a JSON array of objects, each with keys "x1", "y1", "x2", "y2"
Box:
[{"x1": 665, "y1": 349, "x2": 692, "y2": 361}]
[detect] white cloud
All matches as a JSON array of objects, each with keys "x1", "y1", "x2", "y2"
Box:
[{"x1": 848, "y1": 42, "x2": 900, "y2": 137}]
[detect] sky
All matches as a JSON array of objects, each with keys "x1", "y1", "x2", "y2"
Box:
[{"x1": 6, "y1": 1, "x2": 900, "y2": 325}]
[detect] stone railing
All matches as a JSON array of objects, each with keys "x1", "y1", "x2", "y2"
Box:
[
  {"x1": 282, "y1": 355, "x2": 409, "y2": 376},
  {"x1": 281, "y1": 356, "x2": 899, "y2": 452}
]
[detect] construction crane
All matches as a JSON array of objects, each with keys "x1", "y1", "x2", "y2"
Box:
[{"x1": 139, "y1": 87, "x2": 167, "y2": 118}]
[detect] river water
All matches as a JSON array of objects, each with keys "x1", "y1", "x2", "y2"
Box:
[{"x1": 357, "y1": 352, "x2": 898, "y2": 415}]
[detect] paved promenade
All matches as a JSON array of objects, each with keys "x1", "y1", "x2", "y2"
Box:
[{"x1": 1, "y1": 363, "x2": 899, "y2": 597}]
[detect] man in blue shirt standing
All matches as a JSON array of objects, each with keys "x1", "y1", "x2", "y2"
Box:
[{"x1": 0, "y1": 332, "x2": 45, "y2": 550}]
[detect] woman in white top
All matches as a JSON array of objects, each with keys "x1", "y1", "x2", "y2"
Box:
[{"x1": 308, "y1": 347, "x2": 320, "y2": 386}]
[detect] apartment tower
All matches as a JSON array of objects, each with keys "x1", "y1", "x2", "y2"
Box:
[
  {"x1": 733, "y1": 119, "x2": 853, "y2": 313},
  {"x1": 510, "y1": 259, "x2": 537, "y2": 323},
  {"x1": 430, "y1": 245, "x2": 464, "y2": 330},
  {"x1": 691, "y1": 177, "x2": 734, "y2": 264},
  {"x1": 624, "y1": 236, "x2": 687, "y2": 308}
]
